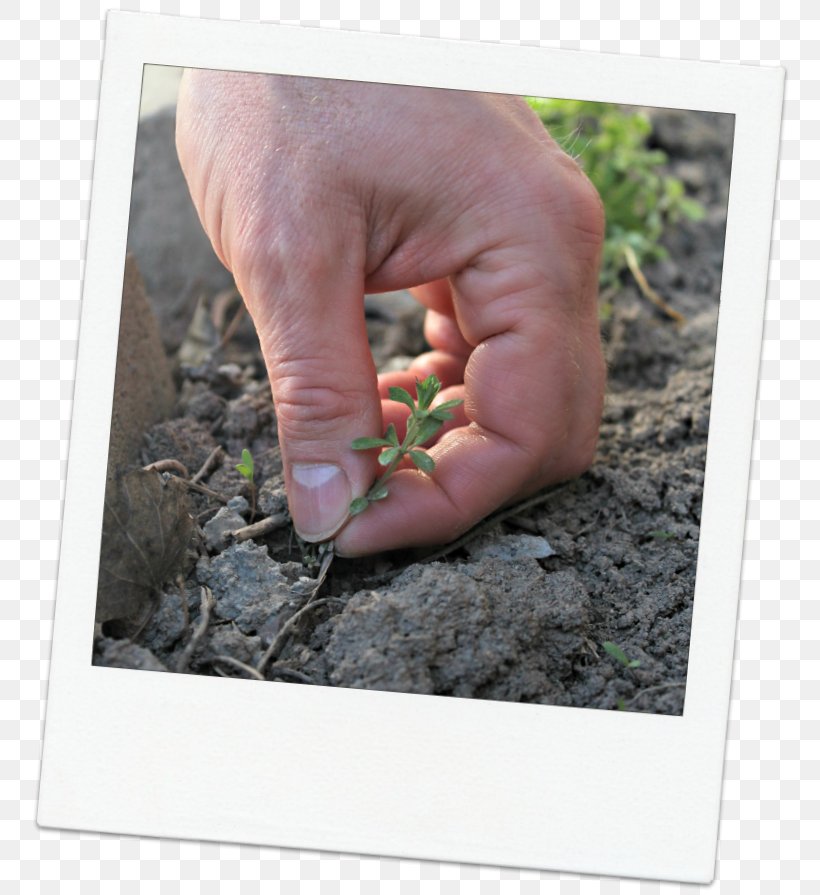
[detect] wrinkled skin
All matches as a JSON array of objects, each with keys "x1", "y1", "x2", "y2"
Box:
[{"x1": 176, "y1": 71, "x2": 605, "y2": 556}]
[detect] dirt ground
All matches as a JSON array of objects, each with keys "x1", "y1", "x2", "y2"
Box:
[{"x1": 93, "y1": 103, "x2": 734, "y2": 715}]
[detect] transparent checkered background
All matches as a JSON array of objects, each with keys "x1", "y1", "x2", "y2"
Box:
[{"x1": 1, "y1": 1, "x2": 815, "y2": 891}]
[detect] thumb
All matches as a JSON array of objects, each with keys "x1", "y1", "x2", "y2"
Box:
[{"x1": 240, "y1": 248, "x2": 381, "y2": 543}]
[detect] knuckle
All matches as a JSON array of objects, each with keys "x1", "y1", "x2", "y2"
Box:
[
  {"x1": 229, "y1": 204, "x2": 352, "y2": 315},
  {"x1": 272, "y1": 372, "x2": 368, "y2": 441},
  {"x1": 526, "y1": 152, "x2": 606, "y2": 246},
  {"x1": 229, "y1": 212, "x2": 281, "y2": 294},
  {"x1": 556, "y1": 164, "x2": 606, "y2": 247},
  {"x1": 509, "y1": 161, "x2": 605, "y2": 299}
]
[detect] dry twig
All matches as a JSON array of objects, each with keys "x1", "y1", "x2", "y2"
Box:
[
  {"x1": 256, "y1": 596, "x2": 346, "y2": 675},
  {"x1": 142, "y1": 459, "x2": 190, "y2": 478},
  {"x1": 141, "y1": 457, "x2": 230, "y2": 505},
  {"x1": 217, "y1": 302, "x2": 247, "y2": 351},
  {"x1": 182, "y1": 480, "x2": 232, "y2": 504},
  {"x1": 176, "y1": 585, "x2": 215, "y2": 673},
  {"x1": 230, "y1": 512, "x2": 289, "y2": 543},
  {"x1": 191, "y1": 445, "x2": 224, "y2": 484},
  {"x1": 268, "y1": 666, "x2": 315, "y2": 685},
  {"x1": 623, "y1": 244, "x2": 686, "y2": 325},
  {"x1": 211, "y1": 654, "x2": 266, "y2": 681}
]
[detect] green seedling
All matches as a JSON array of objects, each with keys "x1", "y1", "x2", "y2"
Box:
[
  {"x1": 235, "y1": 447, "x2": 256, "y2": 518},
  {"x1": 603, "y1": 640, "x2": 641, "y2": 669},
  {"x1": 526, "y1": 98, "x2": 704, "y2": 316},
  {"x1": 235, "y1": 447, "x2": 254, "y2": 484},
  {"x1": 648, "y1": 529, "x2": 676, "y2": 540},
  {"x1": 349, "y1": 374, "x2": 462, "y2": 516}
]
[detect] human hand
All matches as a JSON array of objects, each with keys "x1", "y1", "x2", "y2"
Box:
[{"x1": 176, "y1": 71, "x2": 605, "y2": 555}]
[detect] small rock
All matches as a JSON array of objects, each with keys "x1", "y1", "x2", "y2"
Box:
[
  {"x1": 227, "y1": 495, "x2": 249, "y2": 513},
  {"x1": 291, "y1": 576, "x2": 321, "y2": 598},
  {"x1": 256, "y1": 575, "x2": 319, "y2": 645},
  {"x1": 203, "y1": 502, "x2": 248, "y2": 552},
  {"x1": 277, "y1": 561, "x2": 311, "y2": 584},
  {"x1": 465, "y1": 532, "x2": 555, "y2": 562},
  {"x1": 197, "y1": 541, "x2": 292, "y2": 635},
  {"x1": 217, "y1": 363, "x2": 244, "y2": 385}
]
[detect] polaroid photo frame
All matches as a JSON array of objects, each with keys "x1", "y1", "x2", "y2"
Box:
[{"x1": 37, "y1": 11, "x2": 783, "y2": 884}]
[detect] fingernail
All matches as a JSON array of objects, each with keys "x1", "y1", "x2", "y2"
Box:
[{"x1": 289, "y1": 463, "x2": 351, "y2": 542}]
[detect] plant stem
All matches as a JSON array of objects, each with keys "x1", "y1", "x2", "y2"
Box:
[
  {"x1": 367, "y1": 455, "x2": 403, "y2": 498},
  {"x1": 365, "y1": 412, "x2": 421, "y2": 499}
]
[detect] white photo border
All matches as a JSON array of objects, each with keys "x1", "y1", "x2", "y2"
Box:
[{"x1": 37, "y1": 11, "x2": 784, "y2": 884}]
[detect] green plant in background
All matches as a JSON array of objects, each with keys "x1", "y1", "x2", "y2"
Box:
[
  {"x1": 603, "y1": 640, "x2": 641, "y2": 669},
  {"x1": 603, "y1": 641, "x2": 643, "y2": 711},
  {"x1": 349, "y1": 374, "x2": 462, "y2": 517},
  {"x1": 648, "y1": 528, "x2": 677, "y2": 540},
  {"x1": 526, "y1": 97, "x2": 705, "y2": 319}
]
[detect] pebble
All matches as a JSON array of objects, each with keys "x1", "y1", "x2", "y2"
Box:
[{"x1": 465, "y1": 533, "x2": 556, "y2": 562}]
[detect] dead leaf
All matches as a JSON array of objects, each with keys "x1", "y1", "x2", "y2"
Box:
[{"x1": 96, "y1": 468, "x2": 193, "y2": 623}]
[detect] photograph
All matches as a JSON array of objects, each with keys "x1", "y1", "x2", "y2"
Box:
[
  {"x1": 92, "y1": 63, "x2": 734, "y2": 716},
  {"x1": 36, "y1": 15, "x2": 783, "y2": 882}
]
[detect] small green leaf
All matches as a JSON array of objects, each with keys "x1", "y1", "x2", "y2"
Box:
[
  {"x1": 385, "y1": 423, "x2": 400, "y2": 446},
  {"x1": 236, "y1": 448, "x2": 254, "y2": 481},
  {"x1": 413, "y1": 415, "x2": 444, "y2": 445},
  {"x1": 429, "y1": 409, "x2": 454, "y2": 422},
  {"x1": 351, "y1": 436, "x2": 392, "y2": 450},
  {"x1": 679, "y1": 197, "x2": 706, "y2": 221},
  {"x1": 434, "y1": 398, "x2": 464, "y2": 413},
  {"x1": 349, "y1": 497, "x2": 369, "y2": 515},
  {"x1": 378, "y1": 446, "x2": 401, "y2": 467},
  {"x1": 388, "y1": 387, "x2": 416, "y2": 410},
  {"x1": 368, "y1": 484, "x2": 389, "y2": 501},
  {"x1": 415, "y1": 375, "x2": 441, "y2": 410},
  {"x1": 409, "y1": 450, "x2": 435, "y2": 474},
  {"x1": 648, "y1": 529, "x2": 675, "y2": 540},
  {"x1": 627, "y1": 659, "x2": 641, "y2": 669},
  {"x1": 603, "y1": 641, "x2": 630, "y2": 667}
]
